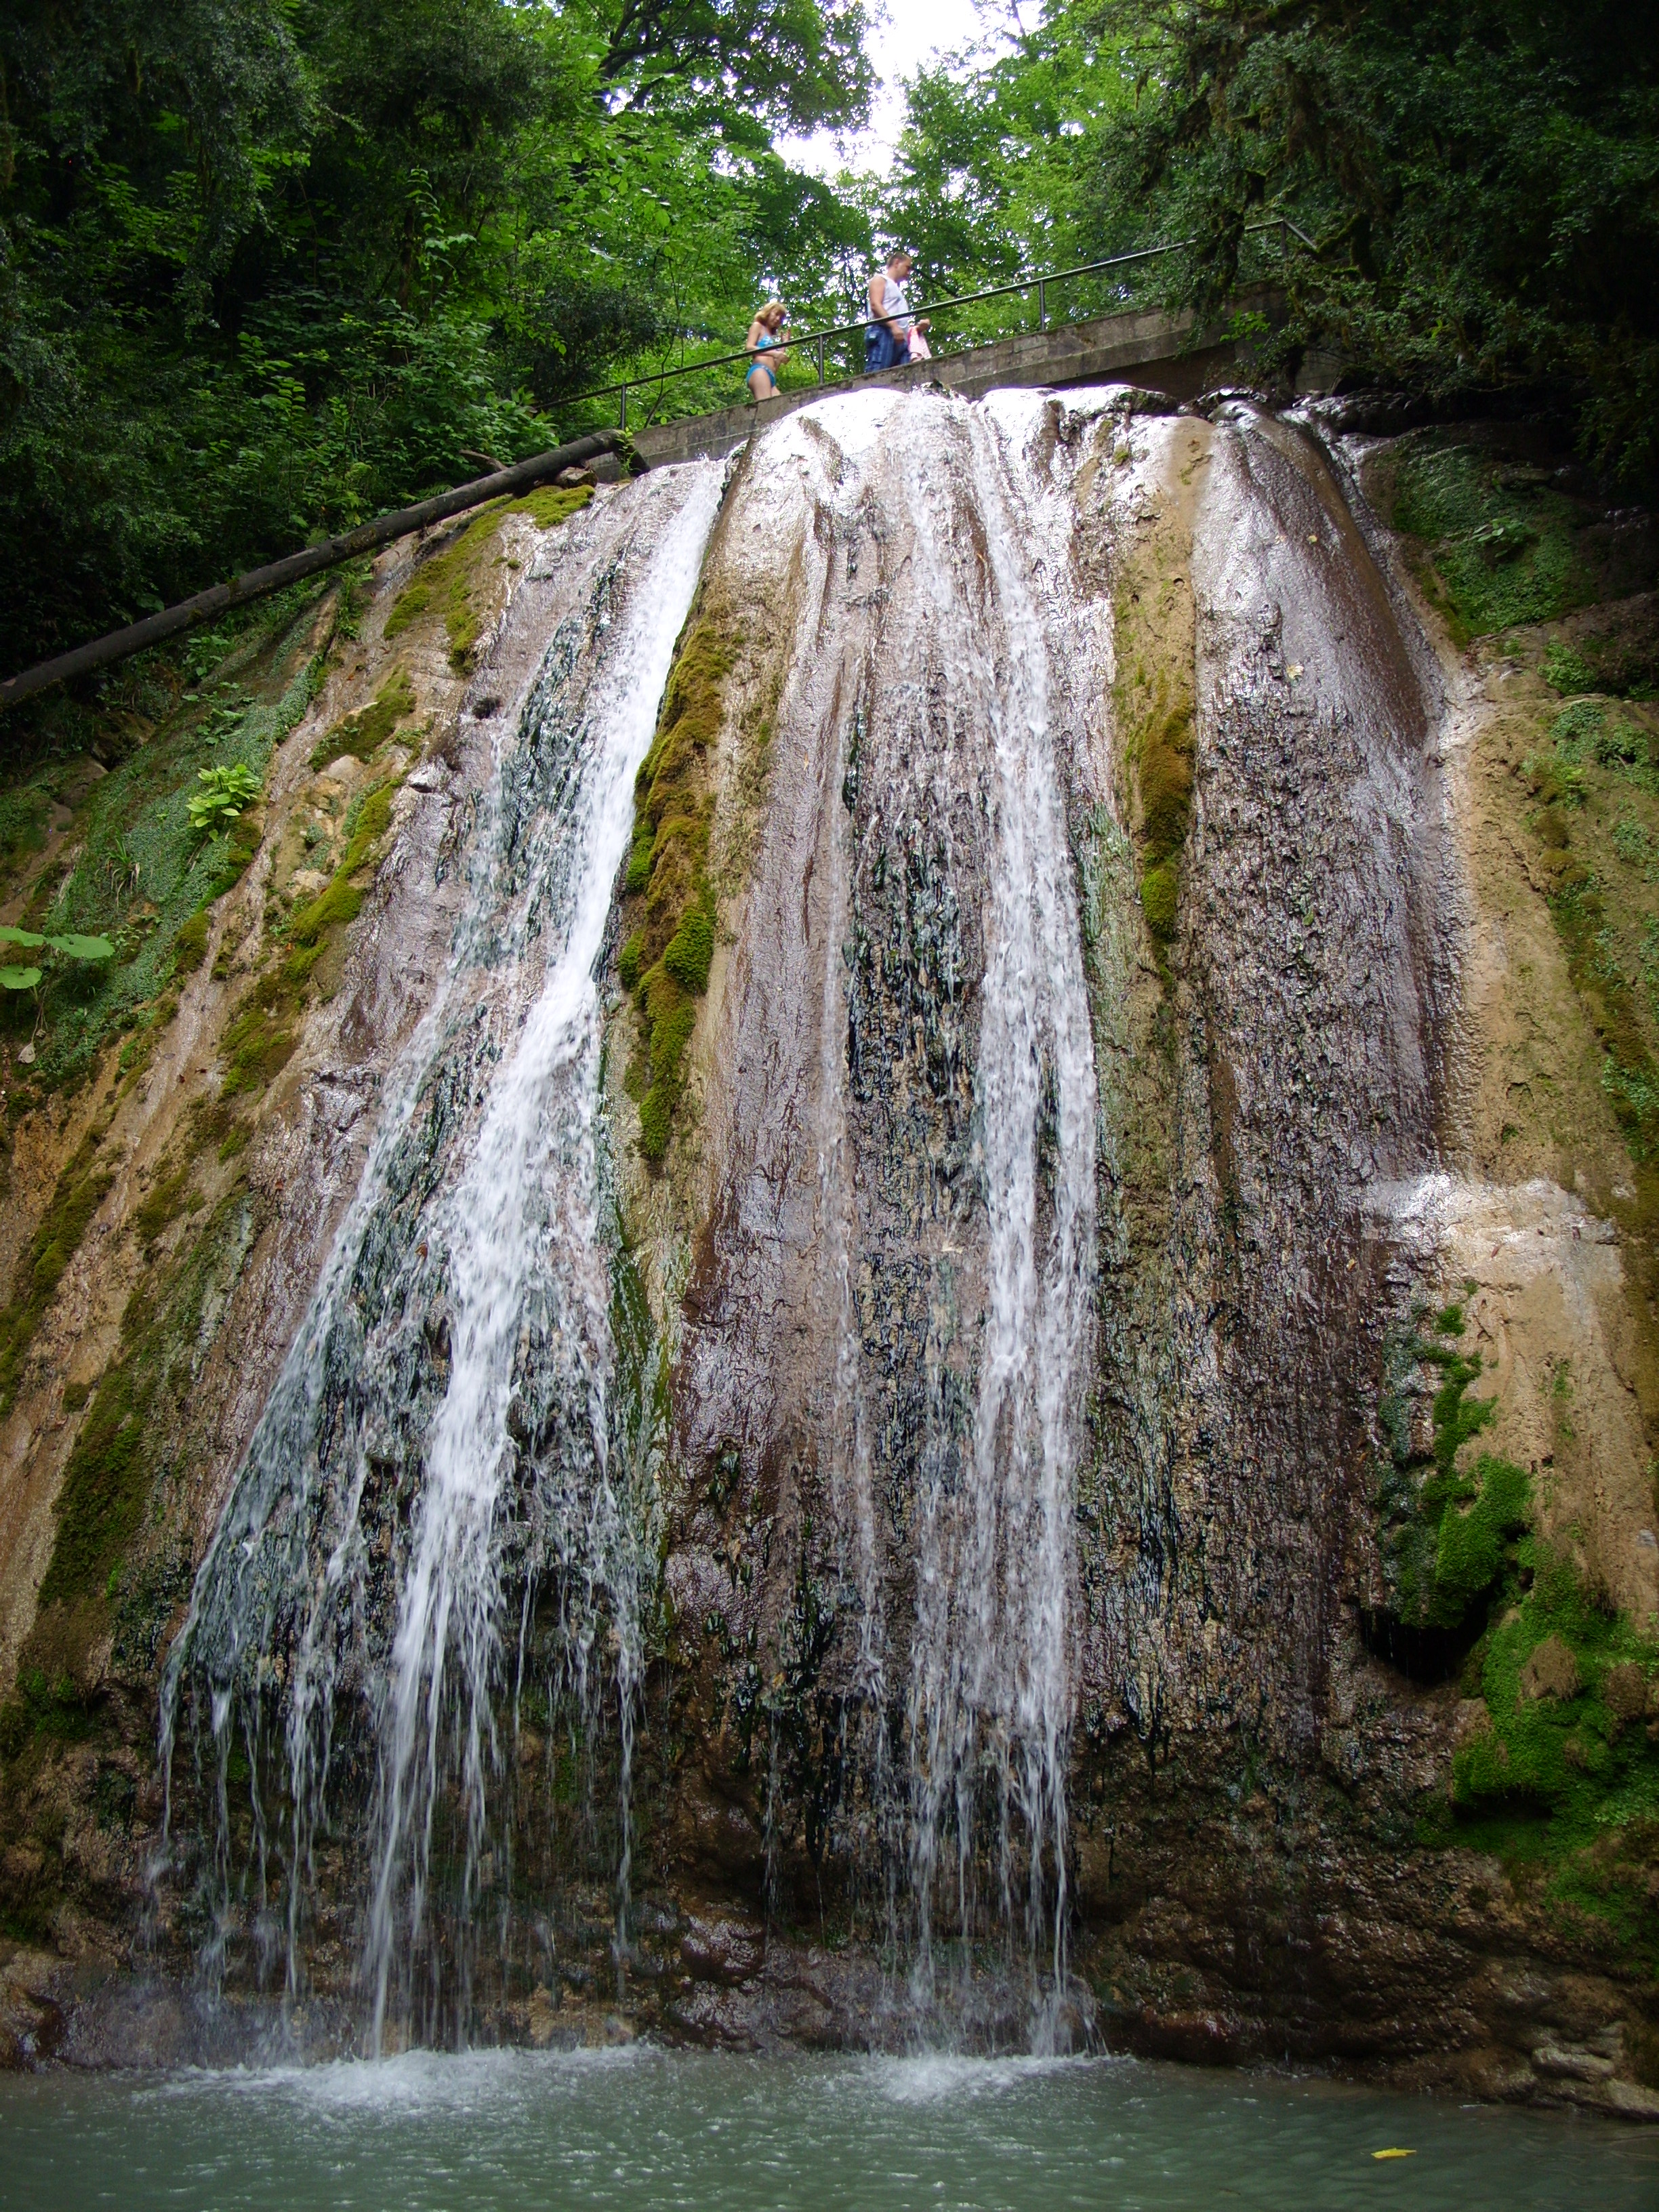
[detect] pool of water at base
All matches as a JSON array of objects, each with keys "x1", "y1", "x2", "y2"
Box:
[{"x1": 2, "y1": 2045, "x2": 1654, "y2": 2212}]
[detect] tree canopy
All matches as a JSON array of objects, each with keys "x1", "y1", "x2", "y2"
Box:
[
  {"x1": 882, "y1": 2, "x2": 1659, "y2": 483},
  {"x1": 0, "y1": 1, "x2": 872, "y2": 673},
  {"x1": 3, "y1": 0, "x2": 1655, "y2": 688}
]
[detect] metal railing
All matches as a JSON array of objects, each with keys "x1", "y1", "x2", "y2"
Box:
[
  {"x1": 0, "y1": 219, "x2": 1320, "y2": 708},
  {"x1": 577, "y1": 220, "x2": 1317, "y2": 433}
]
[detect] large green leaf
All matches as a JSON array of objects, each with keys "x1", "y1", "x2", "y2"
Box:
[
  {"x1": 0, "y1": 966, "x2": 43, "y2": 991},
  {"x1": 47, "y1": 934, "x2": 116, "y2": 962},
  {"x1": 0, "y1": 926, "x2": 46, "y2": 949}
]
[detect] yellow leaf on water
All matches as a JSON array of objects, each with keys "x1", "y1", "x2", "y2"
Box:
[{"x1": 1372, "y1": 2148, "x2": 1416, "y2": 2160}]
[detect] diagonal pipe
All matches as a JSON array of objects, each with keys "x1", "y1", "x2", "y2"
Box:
[{"x1": 0, "y1": 429, "x2": 628, "y2": 714}]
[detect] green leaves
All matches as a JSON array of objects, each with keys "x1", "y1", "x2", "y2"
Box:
[
  {"x1": 44, "y1": 934, "x2": 118, "y2": 961},
  {"x1": 1076, "y1": 0, "x2": 1659, "y2": 487},
  {"x1": 0, "y1": 0, "x2": 882, "y2": 679},
  {"x1": 0, "y1": 924, "x2": 115, "y2": 991},
  {"x1": 187, "y1": 763, "x2": 263, "y2": 834}
]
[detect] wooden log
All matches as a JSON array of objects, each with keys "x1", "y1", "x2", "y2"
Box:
[{"x1": 0, "y1": 430, "x2": 629, "y2": 714}]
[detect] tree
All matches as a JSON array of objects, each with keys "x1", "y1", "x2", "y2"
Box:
[
  {"x1": 1087, "y1": 1, "x2": 1659, "y2": 484},
  {"x1": 0, "y1": 0, "x2": 874, "y2": 680}
]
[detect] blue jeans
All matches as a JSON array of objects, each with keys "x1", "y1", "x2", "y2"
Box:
[{"x1": 864, "y1": 324, "x2": 900, "y2": 373}]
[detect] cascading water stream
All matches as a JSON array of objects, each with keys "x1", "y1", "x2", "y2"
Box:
[
  {"x1": 160, "y1": 388, "x2": 1113, "y2": 2052},
  {"x1": 361, "y1": 467, "x2": 722, "y2": 2043},
  {"x1": 897, "y1": 398, "x2": 1099, "y2": 2022},
  {"x1": 161, "y1": 462, "x2": 723, "y2": 2043}
]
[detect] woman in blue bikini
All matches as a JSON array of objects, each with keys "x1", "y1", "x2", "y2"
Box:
[{"x1": 744, "y1": 300, "x2": 790, "y2": 402}]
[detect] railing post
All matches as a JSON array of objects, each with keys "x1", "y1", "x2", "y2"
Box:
[
  {"x1": 619, "y1": 384, "x2": 627, "y2": 432},
  {"x1": 1038, "y1": 277, "x2": 1047, "y2": 331},
  {"x1": 817, "y1": 334, "x2": 825, "y2": 386}
]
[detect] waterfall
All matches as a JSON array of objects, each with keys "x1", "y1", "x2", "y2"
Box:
[
  {"x1": 157, "y1": 385, "x2": 1142, "y2": 2052},
  {"x1": 897, "y1": 398, "x2": 1097, "y2": 2016},
  {"x1": 161, "y1": 462, "x2": 723, "y2": 2042}
]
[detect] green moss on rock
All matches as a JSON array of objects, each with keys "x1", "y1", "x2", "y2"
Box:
[
  {"x1": 1551, "y1": 866, "x2": 1659, "y2": 1159},
  {"x1": 1113, "y1": 577, "x2": 1197, "y2": 975},
  {"x1": 218, "y1": 775, "x2": 402, "y2": 1098},
  {"x1": 172, "y1": 911, "x2": 209, "y2": 977},
  {"x1": 661, "y1": 903, "x2": 715, "y2": 994},
  {"x1": 0, "y1": 1132, "x2": 115, "y2": 1412},
  {"x1": 35, "y1": 1182, "x2": 260, "y2": 1614},
  {"x1": 309, "y1": 668, "x2": 416, "y2": 770},
  {"x1": 1448, "y1": 1541, "x2": 1659, "y2": 1874},
  {"x1": 619, "y1": 607, "x2": 737, "y2": 1162},
  {"x1": 384, "y1": 488, "x2": 590, "y2": 671},
  {"x1": 1139, "y1": 861, "x2": 1179, "y2": 943},
  {"x1": 38, "y1": 1366, "x2": 146, "y2": 1607},
  {"x1": 1375, "y1": 1303, "x2": 1532, "y2": 1633},
  {"x1": 133, "y1": 1162, "x2": 202, "y2": 1252},
  {"x1": 1392, "y1": 441, "x2": 1599, "y2": 641}
]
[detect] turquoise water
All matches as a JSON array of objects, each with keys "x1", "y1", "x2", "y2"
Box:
[{"x1": 3, "y1": 2047, "x2": 1656, "y2": 2211}]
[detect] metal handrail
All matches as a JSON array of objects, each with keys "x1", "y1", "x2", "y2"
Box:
[
  {"x1": 575, "y1": 220, "x2": 1316, "y2": 431},
  {"x1": 0, "y1": 218, "x2": 1322, "y2": 707}
]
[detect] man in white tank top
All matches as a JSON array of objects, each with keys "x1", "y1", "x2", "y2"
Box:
[{"x1": 865, "y1": 249, "x2": 913, "y2": 373}]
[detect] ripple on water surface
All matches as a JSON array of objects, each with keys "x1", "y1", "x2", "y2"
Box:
[{"x1": 2, "y1": 2049, "x2": 1656, "y2": 2212}]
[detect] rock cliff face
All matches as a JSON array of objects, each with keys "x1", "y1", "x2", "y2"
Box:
[{"x1": 1, "y1": 383, "x2": 1657, "y2": 2111}]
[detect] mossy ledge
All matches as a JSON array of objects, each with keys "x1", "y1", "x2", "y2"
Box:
[
  {"x1": 309, "y1": 666, "x2": 417, "y2": 771},
  {"x1": 619, "y1": 605, "x2": 737, "y2": 1162},
  {"x1": 384, "y1": 485, "x2": 592, "y2": 672},
  {"x1": 221, "y1": 774, "x2": 403, "y2": 1098}
]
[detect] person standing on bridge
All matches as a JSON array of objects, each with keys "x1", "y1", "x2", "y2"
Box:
[
  {"x1": 745, "y1": 300, "x2": 790, "y2": 403},
  {"x1": 865, "y1": 250, "x2": 914, "y2": 372}
]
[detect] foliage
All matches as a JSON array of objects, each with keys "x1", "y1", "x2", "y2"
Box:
[
  {"x1": 1544, "y1": 642, "x2": 1597, "y2": 697},
  {"x1": 8, "y1": 596, "x2": 327, "y2": 1097},
  {"x1": 1078, "y1": 1, "x2": 1659, "y2": 489},
  {"x1": 0, "y1": 923, "x2": 114, "y2": 994},
  {"x1": 0, "y1": 1, "x2": 874, "y2": 681},
  {"x1": 879, "y1": 8, "x2": 1139, "y2": 346},
  {"x1": 1388, "y1": 441, "x2": 1600, "y2": 642},
  {"x1": 186, "y1": 763, "x2": 263, "y2": 835}
]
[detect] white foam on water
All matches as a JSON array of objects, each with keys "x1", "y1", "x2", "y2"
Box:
[
  {"x1": 851, "y1": 2050, "x2": 1092, "y2": 2107},
  {"x1": 247, "y1": 2043, "x2": 644, "y2": 2114}
]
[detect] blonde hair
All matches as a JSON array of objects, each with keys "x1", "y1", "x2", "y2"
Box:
[{"x1": 760, "y1": 298, "x2": 786, "y2": 327}]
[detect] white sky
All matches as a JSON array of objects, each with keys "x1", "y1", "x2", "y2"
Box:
[{"x1": 777, "y1": 0, "x2": 1010, "y2": 180}]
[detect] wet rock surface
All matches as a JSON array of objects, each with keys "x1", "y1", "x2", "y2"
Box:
[{"x1": 1, "y1": 386, "x2": 1658, "y2": 2112}]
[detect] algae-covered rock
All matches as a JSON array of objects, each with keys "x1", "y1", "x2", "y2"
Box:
[{"x1": 1519, "y1": 1635, "x2": 1583, "y2": 1703}]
